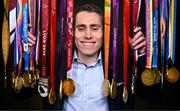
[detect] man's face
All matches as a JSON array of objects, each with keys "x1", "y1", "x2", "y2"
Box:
[{"x1": 75, "y1": 11, "x2": 103, "y2": 57}]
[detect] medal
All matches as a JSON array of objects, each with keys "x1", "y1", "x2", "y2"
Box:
[
  {"x1": 103, "y1": 79, "x2": 110, "y2": 96},
  {"x1": 63, "y1": 78, "x2": 75, "y2": 96},
  {"x1": 110, "y1": 79, "x2": 117, "y2": 99},
  {"x1": 152, "y1": 68, "x2": 161, "y2": 84},
  {"x1": 22, "y1": 72, "x2": 30, "y2": 87},
  {"x1": 48, "y1": 88, "x2": 56, "y2": 105},
  {"x1": 59, "y1": 80, "x2": 63, "y2": 99},
  {"x1": 141, "y1": 69, "x2": 155, "y2": 86},
  {"x1": 29, "y1": 72, "x2": 37, "y2": 88},
  {"x1": 167, "y1": 66, "x2": 179, "y2": 83},
  {"x1": 14, "y1": 76, "x2": 24, "y2": 93},
  {"x1": 122, "y1": 87, "x2": 128, "y2": 103},
  {"x1": 11, "y1": 71, "x2": 16, "y2": 88},
  {"x1": 35, "y1": 68, "x2": 40, "y2": 80}
]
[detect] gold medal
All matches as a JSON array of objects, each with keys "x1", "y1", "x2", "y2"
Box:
[
  {"x1": 103, "y1": 79, "x2": 110, "y2": 96},
  {"x1": 152, "y1": 69, "x2": 161, "y2": 84},
  {"x1": 14, "y1": 76, "x2": 24, "y2": 93},
  {"x1": 141, "y1": 69, "x2": 155, "y2": 86},
  {"x1": 48, "y1": 88, "x2": 57, "y2": 105},
  {"x1": 167, "y1": 66, "x2": 179, "y2": 83},
  {"x1": 29, "y1": 72, "x2": 37, "y2": 88},
  {"x1": 110, "y1": 79, "x2": 117, "y2": 99},
  {"x1": 122, "y1": 87, "x2": 128, "y2": 103},
  {"x1": 62, "y1": 78, "x2": 75, "y2": 96},
  {"x1": 35, "y1": 68, "x2": 40, "y2": 80},
  {"x1": 59, "y1": 80, "x2": 63, "y2": 99},
  {"x1": 11, "y1": 71, "x2": 16, "y2": 88},
  {"x1": 22, "y1": 72, "x2": 30, "y2": 87}
]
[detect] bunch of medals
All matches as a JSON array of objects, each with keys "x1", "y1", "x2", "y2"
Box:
[
  {"x1": 10, "y1": 0, "x2": 40, "y2": 93},
  {"x1": 141, "y1": 0, "x2": 179, "y2": 87}
]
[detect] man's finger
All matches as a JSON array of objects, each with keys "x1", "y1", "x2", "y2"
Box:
[
  {"x1": 28, "y1": 32, "x2": 36, "y2": 41},
  {"x1": 132, "y1": 31, "x2": 143, "y2": 45},
  {"x1": 134, "y1": 40, "x2": 146, "y2": 50},
  {"x1": 133, "y1": 36, "x2": 145, "y2": 47},
  {"x1": 133, "y1": 26, "x2": 141, "y2": 33}
]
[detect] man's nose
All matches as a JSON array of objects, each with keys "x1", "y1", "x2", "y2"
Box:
[{"x1": 85, "y1": 29, "x2": 92, "y2": 39}]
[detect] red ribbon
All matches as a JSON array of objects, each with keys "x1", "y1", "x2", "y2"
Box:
[
  {"x1": 50, "y1": 0, "x2": 56, "y2": 90},
  {"x1": 41, "y1": 0, "x2": 49, "y2": 77}
]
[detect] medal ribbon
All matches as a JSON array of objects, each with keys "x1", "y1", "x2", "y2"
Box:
[
  {"x1": 16, "y1": 0, "x2": 23, "y2": 76},
  {"x1": 152, "y1": 0, "x2": 159, "y2": 68},
  {"x1": 145, "y1": 0, "x2": 153, "y2": 69},
  {"x1": 112, "y1": 0, "x2": 119, "y2": 81},
  {"x1": 123, "y1": 0, "x2": 130, "y2": 93},
  {"x1": 22, "y1": 0, "x2": 29, "y2": 71},
  {"x1": 41, "y1": 0, "x2": 49, "y2": 77},
  {"x1": 169, "y1": 0, "x2": 177, "y2": 64},
  {"x1": 2, "y1": 0, "x2": 10, "y2": 87},
  {"x1": 104, "y1": 0, "x2": 111, "y2": 81},
  {"x1": 66, "y1": 0, "x2": 74, "y2": 76},
  {"x1": 28, "y1": 0, "x2": 36, "y2": 72},
  {"x1": 35, "y1": 0, "x2": 41, "y2": 66},
  {"x1": 60, "y1": 0, "x2": 66, "y2": 81},
  {"x1": 160, "y1": 0, "x2": 168, "y2": 86},
  {"x1": 50, "y1": 0, "x2": 56, "y2": 91}
]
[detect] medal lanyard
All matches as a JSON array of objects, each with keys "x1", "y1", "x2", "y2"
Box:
[
  {"x1": 66, "y1": 0, "x2": 74, "y2": 77},
  {"x1": 123, "y1": 0, "x2": 130, "y2": 100},
  {"x1": 104, "y1": 0, "x2": 111, "y2": 81},
  {"x1": 22, "y1": 0, "x2": 29, "y2": 72},
  {"x1": 112, "y1": 0, "x2": 119, "y2": 82},
  {"x1": 145, "y1": 0, "x2": 153, "y2": 69},
  {"x1": 28, "y1": 0, "x2": 36, "y2": 72},
  {"x1": 50, "y1": 0, "x2": 56, "y2": 91},
  {"x1": 2, "y1": 0, "x2": 10, "y2": 87},
  {"x1": 35, "y1": 0, "x2": 41, "y2": 66},
  {"x1": 168, "y1": 0, "x2": 177, "y2": 64},
  {"x1": 16, "y1": 0, "x2": 23, "y2": 76},
  {"x1": 41, "y1": 0, "x2": 49, "y2": 78},
  {"x1": 152, "y1": 0, "x2": 159, "y2": 69},
  {"x1": 60, "y1": 0, "x2": 66, "y2": 81}
]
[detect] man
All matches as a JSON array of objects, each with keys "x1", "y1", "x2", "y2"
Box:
[{"x1": 28, "y1": 3, "x2": 146, "y2": 110}]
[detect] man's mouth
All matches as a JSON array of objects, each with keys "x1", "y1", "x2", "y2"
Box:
[{"x1": 81, "y1": 42, "x2": 95, "y2": 46}]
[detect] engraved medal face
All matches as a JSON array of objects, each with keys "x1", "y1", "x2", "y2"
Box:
[
  {"x1": 110, "y1": 79, "x2": 117, "y2": 99},
  {"x1": 48, "y1": 88, "x2": 56, "y2": 105},
  {"x1": 62, "y1": 78, "x2": 75, "y2": 96},
  {"x1": 152, "y1": 69, "x2": 161, "y2": 84},
  {"x1": 29, "y1": 72, "x2": 37, "y2": 88},
  {"x1": 23, "y1": 72, "x2": 30, "y2": 87},
  {"x1": 38, "y1": 77, "x2": 49, "y2": 97},
  {"x1": 141, "y1": 69, "x2": 155, "y2": 86},
  {"x1": 103, "y1": 79, "x2": 110, "y2": 96},
  {"x1": 167, "y1": 66, "x2": 180, "y2": 83}
]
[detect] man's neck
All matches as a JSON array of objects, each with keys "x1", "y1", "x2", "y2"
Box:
[{"x1": 77, "y1": 51, "x2": 99, "y2": 67}]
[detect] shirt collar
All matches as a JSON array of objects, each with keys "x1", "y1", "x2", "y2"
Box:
[{"x1": 73, "y1": 50, "x2": 102, "y2": 65}]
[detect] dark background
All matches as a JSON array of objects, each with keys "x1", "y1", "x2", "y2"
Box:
[{"x1": 0, "y1": 0, "x2": 180, "y2": 110}]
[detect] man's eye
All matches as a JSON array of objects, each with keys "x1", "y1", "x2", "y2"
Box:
[
  {"x1": 78, "y1": 27, "x2": 84, "y2": 31},
  {"x1": 92, "y1": 27, "x2": 99, "y2": 31}
]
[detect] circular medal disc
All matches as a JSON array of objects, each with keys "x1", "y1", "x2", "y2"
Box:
[
  {"x1": 110, "y1": 79, "x2": 117, "y2": 99},
  {"x1": 59, "y1": 80, "x2": 63, "y2": 99},
  {"x1": 48, "y1": 88, "x2": 57, "y2": 105},
  {"x1": 14, "y1": 76, "x2": 23, "y2": 93},
  {"x1": 62, "y1": 78, "x2": 75, "y2": 96},
  {"x1": 11, "y1": 71, "x2": 16, "y2": 88},
  {"x1": 22, "y1": 72, "x2": 30, "y2": 87},
  {"x1": 103, "y1": 79, "x2": 110, "y2": 96},
  {"x1": 35, "y1": 69, "x2": 40, "y2": 80},
  {"x1": 122, "y1": 87, "x2": 128, "y2": 103},
  {"x1": 141, "y1": 69, "x2": 155, "y2": 86},
  {"x1": 29, "y1": 72, "x2": 37, "y2": 88},
  {"x1": 167, "y1": 66, "x2": 180, "y2": 83},
  {"x1": 152, "y1": 69, "x2": 161, "y2": 84}
]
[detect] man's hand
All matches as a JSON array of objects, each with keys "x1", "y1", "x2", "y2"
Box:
[
  {"x1": 28, "y1": 32, "x2": 36, "y2": 47},
  {"x1": 129, "y1": 26, "x2": 146, "y2": 54}
]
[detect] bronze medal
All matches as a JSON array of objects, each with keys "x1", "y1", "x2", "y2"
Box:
[
  {"x1": 48, "y1": 88, "x2": 57, "y2": 105},
  {"x1": 103, "y1": 79, "x2": 110, "y2": 96},
  {"x1": 14, "y1": 76, "x2": 24, "y2": 93},
  {"x1": 59, "y1": 80, "x2": 63, "y2": 99},
  {"x1": 22, "y1": 72, "x2": 30, "y2": 87},
  {"x1": 122, "y1": 87, "x2": 128, "y2": 103},
  {"x1": 141, "y1": 69, "x2": 155, "y2": 86},
  {"x1": 110, "y1": 79, "x2": 117, "y2": 99},
  {"x1": 167, "y1": 66, "x2": 179, "y2": 83},
  {"x1": 152, "y1": 69, "x2": 161, "y2": 84},
  {"x1": 62, "y1": 78, "x2": 75, "y2": 96}
]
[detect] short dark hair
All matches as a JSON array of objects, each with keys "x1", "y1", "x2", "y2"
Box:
[{"x1": 74, "y1": 3, "x2": 103, "y2": 27}]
